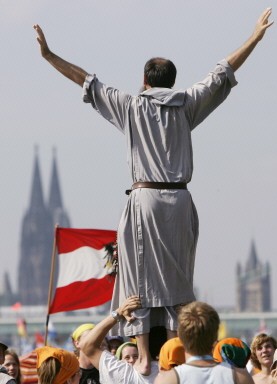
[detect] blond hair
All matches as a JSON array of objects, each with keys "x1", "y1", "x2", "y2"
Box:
[
  {"x1": 250, "y1": 333, "x2": 277, "y2": 370},
  {"x1": 177, "y1": 301, "x2": 219, "y2": 355},
  {"x1": 37, "y1": 357, "x2": 61, "y2": 384}
]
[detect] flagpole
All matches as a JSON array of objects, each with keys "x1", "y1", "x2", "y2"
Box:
[{"x1": 45, "y1": 224, "x2": 59, "y2": 346}]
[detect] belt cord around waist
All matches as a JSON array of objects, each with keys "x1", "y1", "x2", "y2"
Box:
[{"x1": 125, "y1": 181, "x2": 187, "y2": 195}]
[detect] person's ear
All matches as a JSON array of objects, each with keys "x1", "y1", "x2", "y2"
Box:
[
  {"x1": 212, "y1": 340, "x2": 218, "y2": 351},
  {"x1": 74, "y1": 339, "x2": 80, "y2": 348},
  {"x1": 143, "y1": 75, "x2": 148, "y2": 87}
]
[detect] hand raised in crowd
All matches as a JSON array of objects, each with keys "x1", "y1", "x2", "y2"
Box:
[
  {"x1": 117, "y1": 295, "x2": 141, "y2": 323},
  {"x1": 253, "y1": 7, "x2": 274, "y2": 41},
  {"x1": 33, "y1": 24, "x2": 51, "y2": 59}
]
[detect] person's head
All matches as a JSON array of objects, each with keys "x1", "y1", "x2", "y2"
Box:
[
  {"x1": 71, "y1": 323, "x2": 95, "y2": 356},
  {"x1": 3, "y1": 349, "x2": 21, "y2": 384},
  {"x1": 159, "y1": 337, "x2": 185, "y2": 370},
  {"x1": 144, "y1": 57, "x2": 176, "y2": 89},
  {"x1": 0, "y1": 342, "x2": 8, "y2": 365},
  {"x1": 250, "y1": 333, "x2": 277, "y2": 370},
  {"x1": 115, "y1": 342, "x2": 138, "y2": 366},
  {"x1": 106, "y1": 336, "x2": 124, "y2": 356},
  {"x1": 177, "y1": 301, "x2": 220, "y2": 356},
  {"x1": 36, "y1": 346, "x2": 80, "y2": 384},
  {"x1": 213, "y1": 338, "x2": 251, "y2": 368}
]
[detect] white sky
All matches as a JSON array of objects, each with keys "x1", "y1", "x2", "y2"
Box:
[{"x1": 0, "y1": 0, "x2": 276, "y2": 309}]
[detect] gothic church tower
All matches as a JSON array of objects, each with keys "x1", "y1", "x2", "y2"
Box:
[
  {"x1": 18, "y1": 148, "x2": 70, "y2": 305},
  {"x1": 236, "y1": 241, "x2": 271, "y2": 312}
]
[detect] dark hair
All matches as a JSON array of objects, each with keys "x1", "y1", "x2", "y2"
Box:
[{"x1": 144, "y1": 57, "x2": 176, "y2": 88}]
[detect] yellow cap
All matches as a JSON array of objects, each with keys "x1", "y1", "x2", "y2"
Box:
[{"x1": 72, "y1": 323, "x2": 95, "y2": 341}]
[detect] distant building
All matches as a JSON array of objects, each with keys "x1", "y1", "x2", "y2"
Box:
[
  {"x1": 0, "y1": 272, "x2": 16, "y2": 306},
  {"x1": 236, "y1": 241, "x2": 271, "y2": 312},
  {"x1": 17, "y1": 148, "x2": 70, "y2": 305}
]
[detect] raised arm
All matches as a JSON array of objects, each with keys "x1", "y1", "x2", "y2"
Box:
[
  {"x1": 79, "y1": 295, "x2": 141, "y2": 369},
  {"x1": 233, "y1": 367, "x2": 255, "y2": 384},
  {"x1": 226, "y1": 8, "x2": 273, "y2": 72},
  {"x1": 33, "y1": 24, "x2": 88, "y2": 86}
]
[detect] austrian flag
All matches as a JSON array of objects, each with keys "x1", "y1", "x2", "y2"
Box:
[{"x1": 48, "y1": 228, "x2": 117, "y2": 314}]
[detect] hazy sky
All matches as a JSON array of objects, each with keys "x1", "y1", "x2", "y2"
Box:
[{"x1": 1, "y1": 0, "x2": 276, "y2": 309}]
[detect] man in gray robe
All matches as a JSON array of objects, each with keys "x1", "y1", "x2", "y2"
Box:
[{"x1": 34, "y1": 7, "x2": 273, "y2": 375}]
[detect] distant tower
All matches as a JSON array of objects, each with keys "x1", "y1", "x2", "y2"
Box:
[
  {"x1": 236, "y1": 241, "x2": 271, "y2": 312},
  {"x1": 18, "y1": 147, "x2": 70, "y2": 305},
  {"x1": 0, "y1": 272, "x2": 15, "y2": 306},
  {"x1": 48, "y1": 148, "x2": 70, "y2": 228}
]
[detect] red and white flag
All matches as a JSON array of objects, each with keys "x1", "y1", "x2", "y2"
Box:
[{"x1": 49, "y1": 228, "x2": 116, "y2": 314}]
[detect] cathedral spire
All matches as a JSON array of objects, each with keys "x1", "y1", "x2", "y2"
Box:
[
  {"x1": 48, "y1": 148, "x2": 70, "y2": 227},
  {"x1": 29, "y1": 145, "x2": 45, "y2": 212},
  {"x1": 48, "y1": 147, "x2": 63, "y2": 212},
  {"x1": 246, "y1": 240, "x2": 259, "y2": 271},
  {"x1": 18, "y1": 147, "x2": 70, "y2": 305}
]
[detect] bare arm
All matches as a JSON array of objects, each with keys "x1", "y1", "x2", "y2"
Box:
[
  {"x1": 154, "y1": 370, "x2": 178, "y2": 384},
  {"x1": 226, "y1": 8, "x2": 273, "y2": 72},
  {"x1": 233, "y1": 367, "x2": 255, "y2": 384},
  {"x1": 33, "y1": 24, "x2": 88, "y2": 86},
  {"x1": 79, "y1": 295, "x2": 141, "y2": 370}
]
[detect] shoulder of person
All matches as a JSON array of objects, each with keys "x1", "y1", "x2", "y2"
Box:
[
  {"x1": 233, "y1": 367, "x2": 255, "y2": 384},
  {"x1": 0, "y1": 372, "x2": 16, "y2": 384},
  {"x1": 154, "y1": 369, "x2": 178, "y2": 384},
  {"x1": 7, "y1": 379, "x2": 16, "y2": 384}
]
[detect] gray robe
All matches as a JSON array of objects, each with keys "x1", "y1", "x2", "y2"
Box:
[{"x1": 83, "y1": 59, "x2": 237, "y2": 335}]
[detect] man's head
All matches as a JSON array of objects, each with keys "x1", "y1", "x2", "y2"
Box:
[
  {"x1": 177, "y1": 301, "x2": 220, "y2": 356},
  {"x1": 144, "y1": 57, "x2": 176, "y2": 89},
  {"x1": 250, "y1": 333, "x2": 277, "y2": 370},
  {"x1": 71, "y1": 323, "x2": 95, "y2": 356},
  {"x1": 0, "y1": 342, "x2": 8, "y2": 365}
]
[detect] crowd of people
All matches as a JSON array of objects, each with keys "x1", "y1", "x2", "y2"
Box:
[{"x1": 1, "y1": 301, "x2": 277, "y2": 383}]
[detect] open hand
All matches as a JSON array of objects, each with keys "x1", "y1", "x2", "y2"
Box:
[
  {"x1": 253, "y1": 8, "x2": 274, "y2": 41},
  {"x1": 33, "y1": 24, "x2": 51, "y2": 58}
]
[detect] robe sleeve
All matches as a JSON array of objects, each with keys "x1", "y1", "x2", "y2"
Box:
[
  {"x1": 82, "y1": 74, "x2": 132, "y2": 134},
  {"x1": 185, "y1": 59, "x2": 238, "y2": 130}
]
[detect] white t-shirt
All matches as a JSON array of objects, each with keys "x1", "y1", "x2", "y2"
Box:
[
  {"x1": 174, "y1": 362, "x2": 234, "y2": 384},
  {"x1": 99, "y1": 350, "x2": 158, "y2": 384}
]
